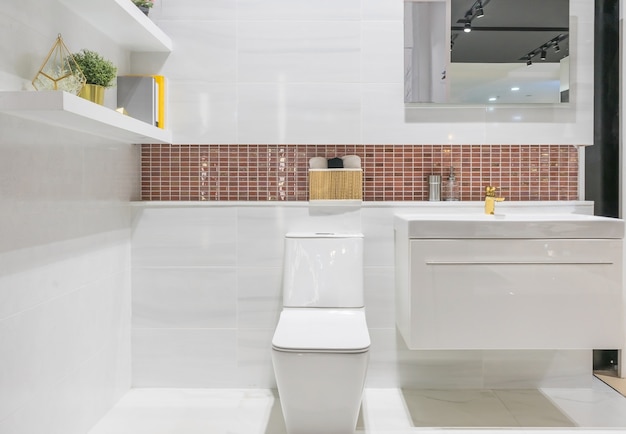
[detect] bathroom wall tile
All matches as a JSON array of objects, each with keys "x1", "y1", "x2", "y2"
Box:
[
  {"x1": 362, "y1": 0, "x2": 403, "y2": 21},
  {"x1": 168, "y1": 81, "x2": 237, "y2": 145},
  {"x1": 365, "y1": 328, "x2": 401, "y2": 387},
  {"x1": 238, "y1": 21, "x2": 361, "y2": 83},
  {"x1": 151, "y1": 0, "x2": 237, "y2": 20},
  {"x1": 0, "y1": 269, "x2": 130, "y2": 423},
  {"x1": 236, "y1": 329, "x2": 277, "y2": 389},
  {"x1": 131, "y1": 207, "x2": 237, "y2": 267},
  {"x1": 0, "y1": 231, "x2": 126, "y2": 320},
  {"x1": 237, "y1": 267, "x2": 283, "y2": 329},
  {"x1": 133, "y1": 267, "x2": 237, "y2": 329},
  {"x1": 237, "y1": 83, "x2": 362, "y2": 144},
  {"x1": 156, "y1": 21, "x2": 236, "y2": 81},
  {"x1": 361, "y1": 207, "x2": 397, "y2": 267},
  {"x1": 361, "y1": 84, "x2": 489, "y2": 144},
  {"x1": 362, "y1": 22, "x2": 403, "y2": 84},
  {"x1": 483, "y1": 107, "x2": 593, "y2": 145},
  {"x1": 569, "y1": 0, "x2": 595, "y2": 97},
  {"x1": 237, "y1": 0, "x2": 361, "y2": 21},
  {"x1": 132, "y1": 329, "x2": 238, "y2": 387},
  {"x1": 0, "y1": 336, "x2": 129, "y2": 434},
  {"x1": 237, "y1": 207, "x2": 290, "y2": 267},
  {"x1": 363, "y1": 267, "x2": 395, "y2": 329}
]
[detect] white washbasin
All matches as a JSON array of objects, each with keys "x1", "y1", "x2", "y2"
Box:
[{"x1": 394, "y1": 213, "x2": 624, "y2": 239}]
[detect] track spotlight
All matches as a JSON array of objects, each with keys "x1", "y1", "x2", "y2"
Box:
[
  {"x1": 464, "y1": 21, "x2": 471, "y2": 32},
  {"x1": 520, "y1": 34, "x2": 568, "y2": 66},
  {"x1": 476, "y1": 1, "x2": 485, "y2": 18}
]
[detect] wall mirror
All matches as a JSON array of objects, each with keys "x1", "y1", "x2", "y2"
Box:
[{"x1": 404, "y1": 0, "x2": 570, "y2": 104}]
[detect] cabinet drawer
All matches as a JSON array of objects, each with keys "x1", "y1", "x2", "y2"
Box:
[{"x1": 403, "y1": 239, "x2": 623, "y2": 350}]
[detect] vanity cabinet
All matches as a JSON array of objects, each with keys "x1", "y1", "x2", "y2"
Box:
[{"x1": 394, "y1": 214, "x2": 624, "y2": 350}]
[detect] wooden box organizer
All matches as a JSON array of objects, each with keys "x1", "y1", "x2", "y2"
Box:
[{"x1": 309, "y1": 169, "x2": 363, "y2": 200}]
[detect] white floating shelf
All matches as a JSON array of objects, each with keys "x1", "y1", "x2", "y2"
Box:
[
  {"x1": 58, "y1": 0, "x2": 172, "y2": 52},
  {"x1": 0, "y1": 91, "x2": 172, "y2": 144}
]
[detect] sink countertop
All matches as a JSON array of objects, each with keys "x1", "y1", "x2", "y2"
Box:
[{"x1": 394, "y1": 213, "x2": 625, "y2": 239}]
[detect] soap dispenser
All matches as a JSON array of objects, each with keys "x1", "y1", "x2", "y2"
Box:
[{"x1": 443, "y1": 167, "x2": 460, "y2": 201}]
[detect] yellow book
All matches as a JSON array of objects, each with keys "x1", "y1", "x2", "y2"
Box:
[{"x1": 153, "y1": 75, "x2": 166, "y2": 129}]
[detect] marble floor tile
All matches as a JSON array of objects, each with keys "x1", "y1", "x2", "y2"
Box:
[{"x1": 88, "y1": 377, "x2": 626, "y2": 434}]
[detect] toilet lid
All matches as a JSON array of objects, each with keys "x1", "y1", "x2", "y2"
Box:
[{"x1": 272, "y1": 308, "x2": 370, "y2": 353}]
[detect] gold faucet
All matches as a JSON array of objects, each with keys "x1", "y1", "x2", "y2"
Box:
[{"x1": 484, "y1": 186, "x2": 505, "y2": 215}]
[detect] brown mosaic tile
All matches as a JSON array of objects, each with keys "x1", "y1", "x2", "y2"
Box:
[{"x1": 140, "y1": 144, "x2": 579, "y2": 202}]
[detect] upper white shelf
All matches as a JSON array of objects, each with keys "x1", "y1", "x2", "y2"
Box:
[
  {"x1": 0, "y1": 91, "x2": 172, "y2": 144},
  {"x1": 58, "y1": 0, "x2": 173, "y2": 52}
]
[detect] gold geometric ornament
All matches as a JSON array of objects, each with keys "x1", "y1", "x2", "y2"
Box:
[{"x1": 32, "y1": 34, "x2": 86, "y2": 95}]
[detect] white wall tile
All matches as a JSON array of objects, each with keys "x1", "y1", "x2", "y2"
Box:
[
  {"x1": 237, "y1": 329, "x2": 277, "y2": 388},
  {"x1": 362, "y1": 84, "x2": 490, "y2": 144},
  {"x1": 237, "y1": 0, "x2": 361, "y2": 21},
  {"x1": 133, "y1": 267, "x2": 237, "y2": 329},
  {"x1": 238, "y1": 21, "x2": 361, "y2": 83},
  {"x1": 152, "y1": 0, "x2": 237, "y2": 20},
  {"x1": 0, "y1": 255, "x2": 131, "y2": 425},
  {"x1": 132, "y1": 329, "x2": 238, "y2": 387},
  {"x1": 0, "y1": 336, "x2": 129, "y2": 434},
  {"x1": 0, "y1": 138, "x2": 134, "y2": 434},
  {"x1": 361, "y1": 207, "x2": 396, "y2": 267},
  {"x1": 237, "y1": 207, "x2": 289, "y2": 267},
  {"x1": 237, "y1": 83, "x2": 362, "y2": 144},
  {"x1": 157, "y1": 21, "x2": 236, "y2": 81},
  {"x1": 364, "y1": 267, "x2": 395, "y2": 329},
  {"x1": 483, "y1": 106, "x2": 593, "y2": 145},
  {"x1": 362, "y1": 0, "x2": 404, "y2": 21},
  {"x1": 168, "y1": 81, "x2": 237, "y2": 144},
  {"x1": 362, "y1": 22, "x2": 404, "y2": 84},
  {"x1": 132, "y1": 207, "x2": 237, "y2": 267},
  {"x1": 237, "y1": 267, "x2": 283, "y2": 329}
]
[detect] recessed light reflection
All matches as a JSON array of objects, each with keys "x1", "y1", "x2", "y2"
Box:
[
  {"x1": 488, "y1": 97, "x2": 497, "y2": 102},
  {"x1": 511, "y1": 87, "x2": 520, "y2": 92}
]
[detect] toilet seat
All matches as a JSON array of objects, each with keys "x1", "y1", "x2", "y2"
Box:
[{"x1": 272, "y1": 308, "x2": 370, "y2": 353}]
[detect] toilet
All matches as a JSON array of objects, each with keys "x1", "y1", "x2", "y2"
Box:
[{"x1": 271, "y1": 232, "x2": 370, "y2": 434}]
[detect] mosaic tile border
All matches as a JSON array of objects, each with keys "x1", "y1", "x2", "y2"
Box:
[{"x1": 140, "y1": 144, "x2": 579, "y2": 201}]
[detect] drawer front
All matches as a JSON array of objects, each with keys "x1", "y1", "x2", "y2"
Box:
[{"x1": 407, "y1": 239, "x2": 623, "y2": 349}]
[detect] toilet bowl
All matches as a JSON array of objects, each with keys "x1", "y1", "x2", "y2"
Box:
[{"x1": 271, "y1": 233, "x2": 370, "y2": 434}]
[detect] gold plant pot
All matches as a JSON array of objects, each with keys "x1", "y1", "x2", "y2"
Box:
[{"x1": 79, "y1": 84, "x2": 105, "y2": 105}]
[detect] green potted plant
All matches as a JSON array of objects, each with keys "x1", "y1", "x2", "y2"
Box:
[
  {"x1": 132, "y1": 0, "x2": 154, "y2": 15},
  {"x1": 72, "y1": 49, "x2": 117, "y2": 105}
]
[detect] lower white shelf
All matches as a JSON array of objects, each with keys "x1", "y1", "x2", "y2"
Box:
[{"x1": 0, "y1": 91, "x2": 171, "y2": 145}]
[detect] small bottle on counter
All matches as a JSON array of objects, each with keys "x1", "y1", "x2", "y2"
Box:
[
  {"x1": 428, "y1": 175, "x2": 441, "y2": 201},
  {"x1": 443, "y1": 167, "x2": 460, "y2": 201}
]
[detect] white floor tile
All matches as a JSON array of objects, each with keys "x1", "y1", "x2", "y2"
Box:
[{"x1": 89, "y1": 378, "x2": 626, "y2": 434}]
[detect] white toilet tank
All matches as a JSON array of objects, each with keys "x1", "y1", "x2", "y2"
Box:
[{"x1": 282, "y1": 232, "x2": 364, "y2": 308}]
